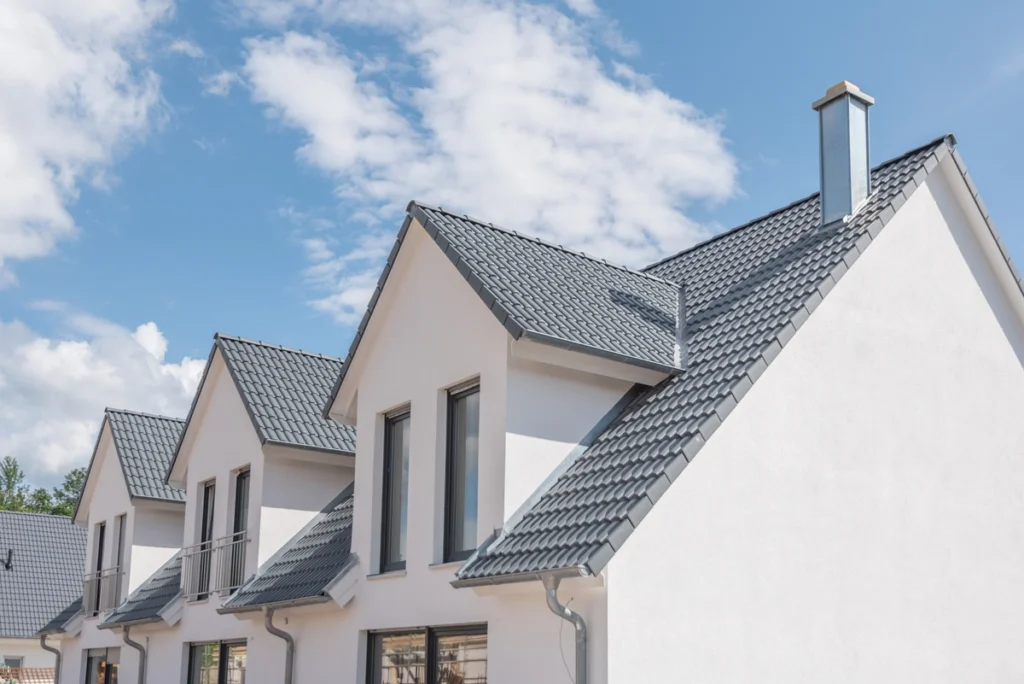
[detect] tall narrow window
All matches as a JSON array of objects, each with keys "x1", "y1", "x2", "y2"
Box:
[
  {"x1": 88, "y1": 522, "x2": 106, "y2": 616},
  {"x1": 381, "y1": 411, "x2": 411, "y2": 572},
  {"x1": 112, "y1": 513, "x2": 127, "y2": 606},
  {"x1": 198, "y1": 480, "x2": 216, "y2": 599},
  {"x1": 445, "y1": 386, "x2": 480, "y2": 562},
  {"x1": 228, "y1": 469, "x2": 250, "y2": 592}
]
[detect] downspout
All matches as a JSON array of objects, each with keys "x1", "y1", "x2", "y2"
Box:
[
  {"x1": 543, "y1": 575, "x2": 587, "y2": 684},
  {"x1": 122, "y1": 627, "x2": 147, "y2": 684},
  {"x1": 40, "y1": 635, "x2": 61, "y2": 683},
  {"x1": 264, "y1": 607, "x2": 295, "y2": 684}
]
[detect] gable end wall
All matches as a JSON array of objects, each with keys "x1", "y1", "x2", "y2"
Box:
[{"x1": 607, "y1": 166, "x2": 1024, "y2": 681}]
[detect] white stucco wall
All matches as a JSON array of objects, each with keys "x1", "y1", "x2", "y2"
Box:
[
  {"x1": 607, "y1": 165, "x2": 1024, "y2": 681},
  {"x1": 129, "y1": 507, "x2": 184, "y2": 595},
  {"x1": 1, "y1": 638, "x2": 54, "y2": 668},
  {"x1": 505, "y1": 357, "x2": 633, "y2": 520}
]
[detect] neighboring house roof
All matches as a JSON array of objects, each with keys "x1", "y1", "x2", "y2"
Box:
[
  {"x1": 327, "y1": 202, "x2": 684, "y2": 411},
  {"x1": 0, "y1": 511, "x2": 87, "y2": 637},
  {"x1": 36, "y1": 596, "x2": 83, "y2": 636},
  {"x1": 99, "y1": 552, "x2": 182, "y2": 629},
  {"x1": 169, "y1": 335, "x2": 356, "y2": 480},
  {"x1": 454, "y1": 135, "x2": 960, "y2": 584},
  {"x1": 73, "y1": 409, "x2": 186, "y2": 522},
  {"x1": 220, "y1": 484, "x2": 355, "y2": 613}
]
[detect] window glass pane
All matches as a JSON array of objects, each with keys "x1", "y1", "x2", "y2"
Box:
[
  {"x1": 435, "y1": 632, "x2": 487, "y2": 684},
  {"x1": 383, "y1": 414, "x2": 411, "y2": 568},
  {"x1": 226, "y1": 643, "x2": 247, "y2": 684},
  {"x1": 190, "y1": 643, "x2": 221, "y2": 684},
  {"x1": 3, "y1": 657, "x2": 23, "y2": 668},
  {"x1": 447, "y1": 389, "x2": 480, "y2": 559},
  {"x1": 376, "y1": 633, "x2": 426, "y2": 684}
]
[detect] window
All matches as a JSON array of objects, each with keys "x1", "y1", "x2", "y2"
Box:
[
  {"x1": 3, "y1": 657, "x2": 23, "y2": 669},
  {"x1": 86, "y1": 521, "x2": 106, "y2": 616},
  {"x1": 381, "y1": 411, "x2": 411, "y2": 572},
  {"x1": 445, "y1": 386, "x2": 480, "y2": 562},
  {"x1": 188, "y1": 642, "x2": 246, "y2": 684},
  {"x1": 226, "y1": 469, "x2": 250, "y2": 592},
  {"x1": 369, "y1": 627, "x2": 487, "y2": 684},
  {"x1": 198, "y1": 480, "x2": 216, "y2": 599},
  {"x1": 85, "y1": 647, "x2": 119, "y2": 684}
]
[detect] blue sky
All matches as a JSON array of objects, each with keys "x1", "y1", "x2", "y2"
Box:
[{"x1": 2, "y1": 0, "x2": 1022, "y2": 484}]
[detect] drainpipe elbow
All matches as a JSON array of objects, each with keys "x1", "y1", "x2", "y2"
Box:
[
  {"x1": 542, "y1": 575, "x2": 587, "y2": 684},
  {"x1": 122, "y1": 627, "x2": 147, "y2": 684},
  {"x1": 40, "y1": 635, "x2": 62, "y2": 684},
  {"x1": 264, "y1": 607, "x2": 295, "y2": 684}
]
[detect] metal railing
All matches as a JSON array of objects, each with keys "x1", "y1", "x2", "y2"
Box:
[
  {"x1": 82, "y1": 566, "x2": 123, "y2": 616},
  {"x1": 181, "y1": 539, "x2": 215, "y2": 599},
  {"x1": 215, "y1": 530, "x2": 250, "y2": 595},
  {"x1": 182, "y1": 531, "x2": 250, "y2": 599}
]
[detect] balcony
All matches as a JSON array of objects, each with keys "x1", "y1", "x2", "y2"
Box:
[
  {"x1": 181, "y1": 539, "x2": 214, "y2": 600},
  {"x1": 182, "y1": 532, "x2": 249, "y2": 600},
  {"x1": 82, "y1": 566, "x2": 123, "y2": 616},
  {"x1": 214, "y1": 530, "x2": 250, "y2": 594}
]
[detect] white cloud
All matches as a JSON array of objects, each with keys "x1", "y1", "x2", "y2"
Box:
[
  {"x1": 203, "y1": 70, "x2": 242, "y2": 96},
  {"x1": 0, "y1": 313, "x2": 204, "y2": 484},
  {"x1": 0, "y1": 0, "x2": 172, "y2": 285},
  {"x1": 169, "y1": 38, "x2": 204, "y2": 58},
  {"x1": 239, "y1": 0, "x2": 737, "y2": 322}
]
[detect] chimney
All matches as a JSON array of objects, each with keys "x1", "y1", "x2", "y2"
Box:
[{"x1": 812, "y1": 81, "x2": 874, "y2": 226}]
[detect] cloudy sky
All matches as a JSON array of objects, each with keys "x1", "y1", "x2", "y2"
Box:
[{"x1": 1, "y1": 0, "x2": 1022, "y2": 485}]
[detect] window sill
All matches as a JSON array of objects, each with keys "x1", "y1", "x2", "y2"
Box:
[
  {"x1": 428, "y1": 560, "x2": 465, "y2": 571},
  {"x1": 186, "y1": 596, "x2": 211, "y2": 605},
  {"x1": 366, "y1": 569, "x2": 407, "y2": 581}
]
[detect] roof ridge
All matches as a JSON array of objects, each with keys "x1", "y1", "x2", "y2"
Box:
[
  {"x1": 106, "y1": 407, "x2": 186, "y2": 424},
  {"x1": 643, "y1": 133, "x2": 956, "y2": 272},
  {"x1": 214, "y1": 333, "x2": 344, "y2": 363},
  {"x1": 409, "y1": 201, "x2": 678, "y2": 288}
]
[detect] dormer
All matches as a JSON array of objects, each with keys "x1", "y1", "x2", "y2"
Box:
[
  {"x1": 74, "y1": 409, "x2": 185, "y2": 617},
  {"x1": 324, "y1": 203, "x2": 679, "y2": 584},
  {"x1": 165, "y1": 335, "x2": 356, "y2": 603}
]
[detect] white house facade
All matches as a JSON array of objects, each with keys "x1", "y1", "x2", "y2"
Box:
[{"x1": 37, "y1": 81, "x2": 1024, "y2": 684}]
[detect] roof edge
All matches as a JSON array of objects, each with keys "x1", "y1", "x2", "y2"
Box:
[
  {"x1": 644, "y1": 133, "x2": 957, "y2": 273},
  {"x1": 458, "y1": 134, "x2": 956, "y2": 586},
  {"x1": 165, "y1": 341, "x2": 219, "y2": 486}
]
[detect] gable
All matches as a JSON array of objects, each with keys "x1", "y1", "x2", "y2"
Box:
[
  {"x1": 604, "y1": 163, "x2": 1024, "y2": 679},
  {"x1": 167, "y1": 348, "x2": 259, "y2": 486},
  {"x1": 329, "y1": 217, "x2": 512, "y2": 421},
  {"x1": 74, "y1": 420, "x2": 130, "y2": 525}
]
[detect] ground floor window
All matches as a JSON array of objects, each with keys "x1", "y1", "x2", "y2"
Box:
[
  {"x1": 188, "y1": 641, "x2": 247, "y2": 684},
  {"x1": 3, "y1": 657, "x2": 24, "y2": 669},
  {"x1": 85, "y1": 647, "x2": 119, "y2": 684},
  {"x1": 369, "y1": 625, "x2": 486, "y2": 684}
]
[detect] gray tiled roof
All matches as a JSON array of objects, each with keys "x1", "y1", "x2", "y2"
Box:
[
  {"x1": 99, "y1": 552, "x2": 181, "y2": 629},
  {"x1": 221, "y1": 485, "x2": 354, "y2": 612},
  {"x1": 212, "y1": 335, "x2": 356, "y2": 453},
  {"x1": 455, "y1": 136, "x2": 955, "y2": 583},
  {"x1": 107, "y1": 410, "x2": 186, "y2": 502},
  {"x1": 0, "y1": 511, "x2": 87, "y2": 637},
  {"x1": 327, "y1": 201, "x2": 684, "y2": 409},
  {"x1": 37, "y1": 596, "x2": 83, "y2": 635}
]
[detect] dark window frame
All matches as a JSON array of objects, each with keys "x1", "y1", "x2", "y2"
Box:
[
  {"x1": 367, "y1": 624, "x2": 487, "y2": 684},
  {"x1": 444, "y1": 384, "x2": 481, "y2": 562},
  {"x1": 380, "y1": 409, "x2": 411, "y2": 573},
  {"x1": 187, "y1": 640, "x2": 247, "y2": 684},
  {"x1": 228, "y1": 468, "x2": 251, "y2": 594},
  {"x1": 197, "y1": 480, "x2": 216, "y2": 600}
]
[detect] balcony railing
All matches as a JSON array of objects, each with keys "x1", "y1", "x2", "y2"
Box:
[
  {"x1": 182, "y1": 532, "x2": 250, "y2": 599},
  {"x1": 181, "y1": 539, "x2": 214, "y2": 600},
  {"x1": 82, "y1": 566, "x2": 123, "y2": 616},
  {"x1": 214, "y1": 530, "x2": 250, "y2": 594}
]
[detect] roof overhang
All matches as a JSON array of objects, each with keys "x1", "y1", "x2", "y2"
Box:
[{"x1": 73, "y1": 417, "x2": 115, "y2": 526}]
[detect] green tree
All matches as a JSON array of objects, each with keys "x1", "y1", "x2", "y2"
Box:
[
  {"x1": 50, "y1": 467, "x2": 86, "y2": 517},
  {"x1": 0, "y1": 456, "x2": 30, "y2": 511}
]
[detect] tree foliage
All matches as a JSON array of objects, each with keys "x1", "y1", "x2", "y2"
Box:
[{"x1": 0, "y1": 456, "x2": 86, "y2": 517}]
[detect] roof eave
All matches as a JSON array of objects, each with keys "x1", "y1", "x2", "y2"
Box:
[
  {"x1": 451, "y1": 565, "x2": 587, "y2": 589},
  {"x1": 217, "y1": 594, "x2": 332, "y2": 615}
]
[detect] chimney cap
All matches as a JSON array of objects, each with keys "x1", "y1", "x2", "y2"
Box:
[{"x1": 811, "y1": 80, "x2": 875, "y2": 111}]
